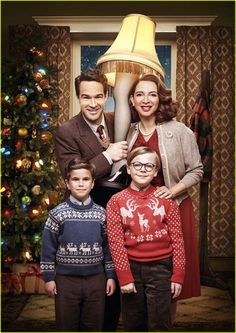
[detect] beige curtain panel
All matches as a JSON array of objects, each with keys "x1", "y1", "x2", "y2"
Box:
[{"x1": 176, "y1": 26, "x2": 234, "y2": 257}]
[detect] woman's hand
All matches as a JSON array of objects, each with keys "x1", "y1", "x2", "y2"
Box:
[
  {"x1": 120, "y1": 283, "x2": 137, "y2": 294},
  {"x1": 154, "y1": 186, "x2": 173, "y2": 199}
]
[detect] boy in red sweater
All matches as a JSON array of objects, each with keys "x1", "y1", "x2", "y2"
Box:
[{"x1": 106, "y1": 146, "x2": 185, "y2": 331}]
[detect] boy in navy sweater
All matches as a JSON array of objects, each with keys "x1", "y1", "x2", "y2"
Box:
[{"x1": 40, "y1": 158, "x2": 116, "y2": 332}]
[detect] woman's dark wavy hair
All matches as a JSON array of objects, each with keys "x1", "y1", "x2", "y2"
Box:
[{"x1": 129, "y1": 73, "x2": 178, "y2": 123}]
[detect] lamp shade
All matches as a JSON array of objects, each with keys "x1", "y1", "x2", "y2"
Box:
[{"x1": 96, "y1": 14, "x2": 164, "y2": 86}]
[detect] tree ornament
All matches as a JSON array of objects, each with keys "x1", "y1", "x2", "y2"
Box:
[
  {"x1": 39, "y1": 98, "x2": 52, "y2": 110},
  {"x1": 1, "y1": 146, "x2": 12, "y2": 156},
  {"x1": 34, "y1": 234, "x2": 41, "y2": 242},
  {"x1": 39, "y1": 79, "x2": 49, "y2": 89},
  {"x1": 21, "y1": 195, "x2": 32, "y2": 206},
  {"x1": 40, "y1": 131, "x2": 52, "y2": 141},
  {"x1": 15, "y1": 94, "x2": 27, "y2": 107},
  {"x1": 3, "y1": 208, "x2": 12, "y2": 217},
  {"x1": 32, "y1": 185, "x2": 41, "y2": 195},
  {"x1": 29, "y1": 205, "x2": 42, "y2": 219},
  {"x1": 31, "y1": 127, "x2": 37, "y2": 138},
  {"x1": 41, "y1": 193, "x2": 50, "y2": 206},
  {"x1": 18, "y1": 128, "x2": 28, "y2": 137},
  {"x1": 3, "y1": 117, "x2": 12, "y2": 126},
  {"x1": 40, "y1": 110, "x2": 48, "y2": 118},
  {"x1": 2, "y1": 127, "x2": 11, "y2": 136},
  {"x1": 21, "y1": 158, "x2": 32, "y2": 171},
  {"x1": 40, "y1": 119, "x2": 49, "y2": 129},
  {"x1": 6, "y1": 255, "x2": 14, "y2": 265},
  {"x1": 32, "y1": 158, "x2": 44, "y2": 171},
  {"x1": 35, "y1": 83, "x2": 43, "y2": 93},
  {"x1": 1, "y1": 184, "x2": 11, "y2": 197},
  {"x1": 15, "y1": 158, "x2": 22, "y2": 169},
  {"x1": 15, "y1": 140, "x2": 24, "y2": 151},
  {"x1": 33, "y1": 72, "x2": 43, "y2": 82}
]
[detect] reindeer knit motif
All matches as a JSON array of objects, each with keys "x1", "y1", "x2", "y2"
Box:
[
  {"x1": 106, "y1": 186, "x2": 185, "y2": 286},
  {"x1": 40, "y1": 198, "x2": 115, "y2": 282}
]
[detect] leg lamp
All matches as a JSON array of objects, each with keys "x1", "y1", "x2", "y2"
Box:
[{"x1": 97, "y1": 13, "x2": 164, "y2": 175}]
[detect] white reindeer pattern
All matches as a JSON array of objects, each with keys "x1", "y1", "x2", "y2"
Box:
[
  {"x1": 93, "y1": 243, "x2": 101, "y2": 253},
  {"x1": 120, "y1": 199, "x2": 139, "y2": 224},
  {"x1": 79, "y1": 243, "x2": 91, "y2": 255},
  {"x1": 66, "y1": 243, "x2": 78, "y2": 255},
  {"x1": 137, "y1": 212, "x2": 150, "y2": 232},
  {"x1": 147, "y1": 198, "x2": 165, "y2": 222}
]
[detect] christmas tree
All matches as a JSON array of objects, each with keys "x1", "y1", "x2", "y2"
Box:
[{"x1": 1, "y1": 42, "x2": 62, "y2": 266}]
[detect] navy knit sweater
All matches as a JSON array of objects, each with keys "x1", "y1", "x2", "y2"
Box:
[{"x1": 40, "y1": 197, "x2": 115, "y2": 282}]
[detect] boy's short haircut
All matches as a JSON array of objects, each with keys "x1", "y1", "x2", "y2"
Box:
[
  {"x1": 127, "y1": 146, "x2": 160, "y2": 169},
  {"x1": 66, "y1": 158, "x2": 96, "y2": 180}
]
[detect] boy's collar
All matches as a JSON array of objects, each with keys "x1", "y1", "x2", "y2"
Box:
[{"x1": 69, "y1": 194, "x2": 91, "y2": 206}]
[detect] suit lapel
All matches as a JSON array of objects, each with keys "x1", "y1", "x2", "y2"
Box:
[{"x1": 75, "y1": 113, "x2": 104, "y2": 154}]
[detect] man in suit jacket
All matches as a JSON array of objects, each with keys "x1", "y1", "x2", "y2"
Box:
[
  {"x1": 55, "y1": 68, "x2": 128, "y2": 180},
  {"x1": 55, "y1": 68, "x2": 127, "y2": 331}
]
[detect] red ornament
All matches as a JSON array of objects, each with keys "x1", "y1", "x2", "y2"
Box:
[
  {"x1": 3, "y1": 208, "x2": 12, "y2": 217},
  {"x1": 2, "y1": 127, "x2": 11, "y2": 136},
  {"x1": 15, "y1": 140, "x2": 24, "y2": 151},
  {"x1": 6, "y1": 256, "x2": 14, "y2": 265},
  {"x1": 39, "y1": 79, "x2": 49, "y2": 89}
]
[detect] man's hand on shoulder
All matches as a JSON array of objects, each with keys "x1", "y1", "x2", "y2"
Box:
[{"x1": 106, "y1": 141, "x2": 128, "y2": 162}]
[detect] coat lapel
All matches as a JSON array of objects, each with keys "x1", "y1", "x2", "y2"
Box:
[{"x1": 75, "y1": 113, "x2": 104, "y2": 154}]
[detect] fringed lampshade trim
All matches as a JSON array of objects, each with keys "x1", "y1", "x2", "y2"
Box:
[{"x1": 97, "y1": 60, "x2": 164, "y2": 80}]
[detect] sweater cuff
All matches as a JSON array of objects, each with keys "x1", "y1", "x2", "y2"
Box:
[
  {"x1": 116, "y1": 269, "x2": 134, "y2": 286},
  {"x1": 171, "y1": 267, "x2": 185, "y2": 285},
  {"x1": 43, "y1": 272, "x2": 55, "y2": 283}
]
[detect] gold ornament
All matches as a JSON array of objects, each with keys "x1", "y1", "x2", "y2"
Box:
[
  {"x1": 40, "y1": 131, "x2": 52, "y2": 141},
  {"x1": 15, "y1": 94, "x2": 27, "y2": 106},
  {"x1": 21, "y1": 158, "x2": 31, "y2": 170},
  {"x1": 18, "y1": 128, "x2": 28, "y2": 137},
  {"x1": 33, "y1": 72, "x2": 43, "y2": 82}
]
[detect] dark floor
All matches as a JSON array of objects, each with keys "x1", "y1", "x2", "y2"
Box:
[{"x1": 1, "y1": 272, "x2": 235, "y2": 332}]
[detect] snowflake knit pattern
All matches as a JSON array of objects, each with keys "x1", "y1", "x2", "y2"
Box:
[
  {"x1": 106, "y1": 185, "x2": 185, "y2": 286},
  {"x1": 40, "y1": 198, "x2": 115, "y2": 282}
]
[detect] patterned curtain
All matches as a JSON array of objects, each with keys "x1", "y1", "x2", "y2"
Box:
[
  {"x1": 9, "y1": 24, "x2": 71, "y2": 125},
  {"x1": 176, "y1": 26, "x2": 234, "y2": 257}
]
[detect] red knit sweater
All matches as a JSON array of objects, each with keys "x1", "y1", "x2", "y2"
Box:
[{"x1": 106, "y1": 185, "x2": 185, "y2": 286}]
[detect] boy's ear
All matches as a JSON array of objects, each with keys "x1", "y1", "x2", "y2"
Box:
[
  {"x1": 126, "y1": 165, "x2": 131, "y2": 175},
  {"x1": 91, "y1": 179, "x2": 95, "y2": 189},
  {"x1": 154, "y1": 167, "x2": 159, "y2": 178},
  {"x1": 65, "y1": 179, "x2": 70, "y2": 190}
]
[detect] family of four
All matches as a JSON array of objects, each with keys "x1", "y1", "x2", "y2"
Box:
[{"x1": 40, "y1": 68, "x2": 203, "y2": 332}]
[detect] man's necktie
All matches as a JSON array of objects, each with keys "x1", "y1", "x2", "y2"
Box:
[{"x1": 96, "y1": 124, "x2": 107, "y2": 144}]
